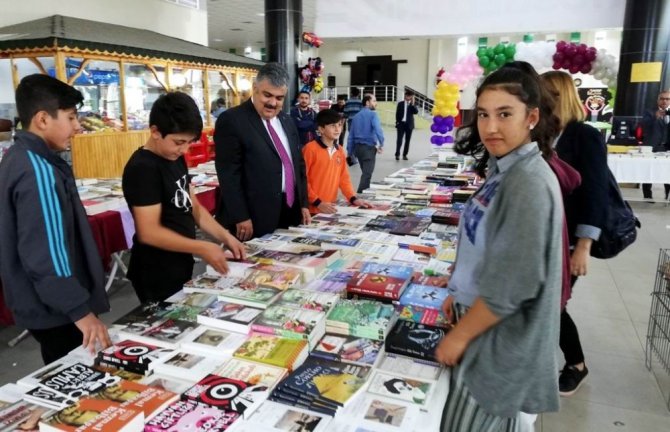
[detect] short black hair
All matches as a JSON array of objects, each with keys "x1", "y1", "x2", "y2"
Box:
[
  {"x1": 316, "y1": 109, "x2": 342, "y2": 127},
  {"x1": 149, "y1": 91, "x2": 203, "y2": 139},
  {"x1": 337, "y1": 94, "x2": 347, "y2": 101},
  {"x1": 15, "y1": 74, "x2": 84, "y2": 128},
  {"x1": 216, "y1": 97, "x2": 225, "y2": 106},
  {"x1": 362, "y1": 94, "x2": 374, "y2": 106},
  {"x1": 298, "y1": 90, "x2": 311, "y2": 97},
  {"x1": 350, "y1": 87, "x2": 361, "y2": 97},
  {"x1": 256, "y1": 62, "x2": 290, "y2": 88},
  {"x1": 405, "y1": 90, "x2": 415, "y2": 97}
]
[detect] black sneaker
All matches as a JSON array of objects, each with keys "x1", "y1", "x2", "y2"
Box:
[{"x1": 559, "y1": 365, "x2": 588, "y2": 396}]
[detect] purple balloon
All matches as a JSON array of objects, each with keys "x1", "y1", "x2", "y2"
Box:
[
  {"x1": 553, "y1": 52, "x2": 565, "y2": 62},
  {"x1": 430, "y1": 135, "x2": 440, "y2": 144},
  {"x1": 434, "y1": 115, "x2": 444, "y2": 123},
  {"x1": 445, "y1": 116, "x2": 455, "y2": 127},
  {"x1": 445, "y1": 135, "x2": 455, "y2": 144},
  {"x1": 446, "y1": 124, "x2": 454, "y2": 132},
  {"x1": 573, "y1": 54, "x2": 585, "y2": 67},
  {"x1": 439, "y1": 126, "x2": 448, "y2": 134},
  {"x1": 556, "y1": 41, "x2": 567, "y2": 52},
  {"x1": 565, "y1": 44, "x2": 577, "y2": 57},
  {"x1": 431, "y1": 124, "x2": 440, "y2": 133}
]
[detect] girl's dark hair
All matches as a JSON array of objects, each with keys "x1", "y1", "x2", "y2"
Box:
[
  {"x1": 454, "y1": 61, "x2": 560, "y2": 177},
  {"x1": 149, "y1": 91, "x2": 203, "y2": 139}
]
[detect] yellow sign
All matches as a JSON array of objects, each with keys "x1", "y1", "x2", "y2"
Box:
[{"x1": 630, "y1": 62, "x2": 663, "y2": 82}]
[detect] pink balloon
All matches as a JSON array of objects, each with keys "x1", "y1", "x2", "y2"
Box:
[
  {"x1": 576, "y1": 44, "x2": 587, "y2": 55},
  {"x1": 565, "y1": 44, "x2": 577, "y2": 57},
  {"x1": 556, "y1": 41, "x2": 567, "y2": 52},
  {"x1": 562, "y1": 59, "x2": 572, "y2": 69},
  {"x1": 569, "y1": 64, "x2": 580, "y2": 74},
  {"x1": 580, "y1": 63, "x2": 592, "y2": 74},
  {"x1": 573, "y1": 54, "x2": 585, "y2": 66},
  {"x1": 585, "y1": 50, "x2": 597, "y2": 61},
  {"x1": 552, "y1": 61, "x2": 562, "y2": 70},
  {"x1": 553, "y1": 52, "x2": 565, "y2": 62}
]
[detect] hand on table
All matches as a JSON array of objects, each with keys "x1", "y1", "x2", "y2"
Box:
[
  {"x1": 75, "y1": 313, "x2": 112, "y2": 355},
  {"x1": 236, "y1": 219, "x2": 253, "y2": 241}
]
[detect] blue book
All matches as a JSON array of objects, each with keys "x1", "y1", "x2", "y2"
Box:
[
  {"x1": 359, "y1": 262, "x2": 414, "y2": 280},
  {"x1": 399, "y1": 284, "x2": 449, "y2": 310}
]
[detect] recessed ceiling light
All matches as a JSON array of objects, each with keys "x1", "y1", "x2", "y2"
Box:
[
  {"x1": 230, "y1": 28, "x2": 243, "y2": 31},
  {"x1": 400, "y1": 37, "x2": 410, "y2": 40},
  {"x1": 241, "y1": 21, "x2": 253, "y2": 24}
]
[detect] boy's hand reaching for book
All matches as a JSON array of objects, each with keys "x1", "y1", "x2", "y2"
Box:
[
  {"x1": 317, "y1": 202, "x2": 337, "y2": 214},
  {"x1": 75, "y1": 313, "x2": 112, "y2": 355},
  {"x1": 200, "y1": 242, "x2": 230, "y2": 275},
  {"x1": 222, "y1": 231, "x2": 246, "y2": 261}
]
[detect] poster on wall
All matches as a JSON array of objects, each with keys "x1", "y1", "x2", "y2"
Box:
[{"x1": 577, "y1": 87, "x2": 613, "y2": 123}]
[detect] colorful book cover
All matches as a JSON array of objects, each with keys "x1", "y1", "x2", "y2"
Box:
[
  {"x1": 35, "y1": 363, "x2": 121, "y2": 401},
  {"x1": 164, "y1": 291, "x2": 218, "y2": 309},
  {"x1": 359, "y1": 262, "x2": 414, "y2": 280},
  {"x1": 90, "y1": 379, "x2": 177, "y2": 420},
  {"x1": 143, "y1": 399, "x2": 239, "y2": 432},
  {"x1": 346, "y1": 272, "x2": 408, "y2": 300},
  {"x1": 385, "y1": 321, "x2": 447, "y2": 361},
  {"x1": 311, "y1": 334, "x2": 383, "y2": 367},
  {"x1": 96, "y1": 340, "x2": 174, "y2": 375},
  {"x1": 216, "y1": 284, "x2": 282, "y2": 308},
  {"x1": 181, "y1": 374, "x2": 268, "y2": 418},
  {"x1": 366, "y1": 370, "x2": 433, "y2": 407},
  {"x1": 411, "y1": 273, "x2": 449, "y2": 287},
  {"x1": 0, "y1": 400, "x2": 52, "y2": 431},
  {"x1": 251, "y1": 305, "x2": 325, "y2": 342},
  {"x1": 39, "y1": 397, "x2": 143, "y2": 431},
  {"x1": 233, "y1": 335, "x2": 307, "y2": 371},
  {"x1": 399, "y1": 284, "x2": 449, "y2": 310},
  {"x1": 197, "y1": 301, "x2": 264, "y2": 334},
  {"x1": 275, "y1": 288, "x2": 340, "y2": 312},
  {"x1": 214, "y1": 358, "x2": 286, "y2": 390},
  {"x1": 239, "y1": 266, "x2": 302, "y2": 291},
  {"x1": 397, "y1": 304, "x2": 450, "y2": 328},
  {"x1": 122, "y1": 318, "x2": 197, "y2": 347},
  {"x1": 301, "y1": 278, "x2": 348, "y2": 295},
  {"x1": 326, "y1": 300, "x2": 396, "y2": 340}
]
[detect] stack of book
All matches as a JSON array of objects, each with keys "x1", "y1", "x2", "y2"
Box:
[
  {"x1": 233, "y1": 334, "x2": 309, "y2": 372},
  {"x1": 397, "y1": 283, "x2": 451, "y2": 328},
  {"x1": 197, "y1": 300, "x2": 264, "y2": 334},
  {"x1": 325, "y1": 299, "x2": 397, "y2": 341},
  {"x1": 95, "y1": 340, "x2": 175, "y2": 376},
  {"x1": 250, "y1": 304, "x2": 326, "y2": 348},
  {"x1": 346, "y1": 262, "x2": 414, "y2": 302},
  {"x1": 384, "y1": 320, "x2": 449, "y2": 362}
]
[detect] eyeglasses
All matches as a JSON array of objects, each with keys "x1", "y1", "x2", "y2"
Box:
[{"x1": 659, "y1": 97, "x2": 670, "y2": 101}]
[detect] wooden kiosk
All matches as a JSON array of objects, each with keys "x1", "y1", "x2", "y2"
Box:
[{"x1": 0, "y1": 15, "x2": 262, "y2": 178}]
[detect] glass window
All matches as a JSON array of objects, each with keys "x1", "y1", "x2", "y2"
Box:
[
  {"x1": 171, "y1": 67, "x2": 206, "y2": 123},
  {"x1": 66, "y1": 58, "x2": 122, "y2": 133},
  {"x1": 124, "y1": 63, "x2": 168, "y2": 130},
  {"x1": 0, "y1": 59, "x2": 16, "y2": 122},
  {"x1": 207, "y1": 70, "x2": 235, "y2": 122}
]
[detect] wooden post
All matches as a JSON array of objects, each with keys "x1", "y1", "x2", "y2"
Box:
[
  {"x1": 232, "y1": 71, "x2": 241, "y2": 106},
  {"x1": 9, "y1": 57, "x2": 19, "y2": 90},
  {"x1": 66, "y1": 59, "x2": 91, "y2": 86},
  {"x1": 27, "y1": 57, "x2": 49, "y2": 76},
  {"x1": 54, "y1": 51, "x2": 66, "y2": 82},
  {"x1": 203, "y1": 69, "x2": 211, "y2": 128},
  {"x1": 119, "y1": 60, "x2": 128, "y2": 132},
  {"x1": 165, "y1": 63, "x2": 172, "y2": 90}
]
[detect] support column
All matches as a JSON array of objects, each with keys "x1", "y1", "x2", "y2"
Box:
[
  {"x1": 265, "y1": 0, "x2": 302, "y2": 111},
  {"x1": 613, "y1": 0, "x2": 670, "y2": 116}
]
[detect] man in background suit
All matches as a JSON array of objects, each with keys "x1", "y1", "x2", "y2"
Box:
[
  {"x1": 395, "y1": 90, "x2": 419, "y2": 161},
  {"x1": 214, "y1": 63, "x2": 310, "y2": 240},
  {"x1": 640, "y1": 90, "x2": 670, "y2": 200}
]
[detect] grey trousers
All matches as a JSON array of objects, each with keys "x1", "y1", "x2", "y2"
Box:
[{"x1": 354, "y1": 144, "x2": 377, "y2": 193}]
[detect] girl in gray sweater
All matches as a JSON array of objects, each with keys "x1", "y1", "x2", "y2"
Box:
[{"x1": 435, "y1": 62, "x2": 563, "y2": 431}]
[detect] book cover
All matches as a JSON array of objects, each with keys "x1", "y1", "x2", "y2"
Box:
[
  {"x1": 197, "y1": 301, "x2": 263, "y2": 334},
  {"x1": 251, "y1": 305, "x2": 326, "y2": 343},
  {"x1": 181, "y1": 326, "x2": 247, "y2": 357},
  {"x1": 232, "y1": 400, "x2": 331, "y2": 432},
  {"x1": 275, "y1": 289, "x2": 340, "y2": 313},
  {"x1": 397, "y1": 304, "x2": 451, "y2": 328},
  {"x1": 144, "y1": 400, "x2": 239, "y2": 432},
  {"x1": 325, "y1": 300, "x2": 396, "y2": 341},
  {"x1": 238, "y1": 266, "x2": 302, "y2": 291},
  {"x1": 0, "y1": 400, "x2": 52, "y2": 431},
  {"x1": 233, "y1": 334, "x2": 308, "y2": 371},
  {"x1": 23, "y1": 386, "x2": 75, "y2": 411},
  {"x1": 346, "y1": 272, "x2": 408, "y2": 300},
  {"x1": 152, "y1": 352, "x2": 223, "y2": 383},
  {"x1": 183, "y1": 275, "x2": 242, "y2": 296},
  {"x1": 96, "y1": 340, "x2": 174, "y2": 375},
  {"x1": 411, "y1": 273, "x2": 449, "y2": 287},
  {"x1": 17, "y1": 361, "x2": 76, "y2": 391},
  {"x1": 181, "y1": 375, "x2": 268, "y2": 418},
  {"x1": 216, "y1": 284, "x2": 282, "y2": 309},
  {"x1": 214, "y1": 358, "x2": 286, "y2": 390},
  {"x1": 358, "y1": 262, "x2": 414, "y2": 280},
  {"x1": 164, "y1": 291, "x2": 218, "y2": 309},
  {"x1": 311, "y1": 334, "x2": 383, "y2": 367},
  {"x1": 385, "y1": 321, "x2": 447, "y2": 361},
  {"x1": 119, "y1": 318, "x2": 197, "y2": 349},
  {"x1": 301, "y1": 278, "x2": 348, "y2": 295},
  {"x1": 39, "y1": 398, "x2": 143, "y2": 432},
  {"x1": 366, "y1": 370, "x2": 433, "y2": 407},
  {"x1": 34, "y1": 363, "x2": 121, "y2": 401},
  {"x1": 399, "y1": 284, "x2": 449, "y2": 310},
  {"x1": 377, "y1": 353, "x2": 443, "y2": 382},
  {"x1": 139, "y1": 375, "x2": 193, "y2": 394},
  {"x1": 90, "y1": 379, "x2": 177, "y2": 421}
]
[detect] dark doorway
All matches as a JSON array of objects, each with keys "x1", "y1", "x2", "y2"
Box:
[
  {"x1": 367, "y1": 64, "x2": 382, "y2": 85},
  {"x1": 343, "y1": 55, "x2": 407, "y2": 90}
]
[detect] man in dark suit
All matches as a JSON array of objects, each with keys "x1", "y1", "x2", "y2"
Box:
[
  {"x1": 395, "y1": 90, "x2": 419, "y2": 161},
  {"x1": 214, "y1": 63, "x2": 311, "y2": 241},
  {"x1": 640, "y1": 90, "x2": 670, "y2": 200}
]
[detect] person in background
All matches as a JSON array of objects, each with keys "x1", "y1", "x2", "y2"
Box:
[
  {"x1": 302, "y1": 109, "x2": 371, "y2": 215},
  {"x1": 332, "y1": 94, "x2": 347, "y2": 146},
  {"x1": 435, "y1": 62, "x2": 562, "y2": 431},
  {"x1": 541, "y1": 70, "x2": 609, "y2": 396},
  {"x1": 0, "y1": 74, "x2": 111, "y2": 363},
  {"x1": 290, "y1": 90, "x2": 318, "y2": 147},
  {"x1": 122, "y1": 92, "x2": 245, "y2": 303},
  {"x1": 215, "y1": 62, "x2": 311, "y2": 241},
  {"x1": 639, "y1": 90, "x2": 670, "y2": 200},
  {"x1": 395, "y1": 90, "x2": 419, "y2": 161},
  {"x1": 211, "y1": 97, "x2": 227, "y2": 119},
  {"x1": 343, "y1": 87, "x2": 363, "y2": 129},
  {"x1": 348, "y1": 94, "x2": 384, "y2": 193}
]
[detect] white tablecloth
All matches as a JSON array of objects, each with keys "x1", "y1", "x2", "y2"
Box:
[{"x1": 608, "y1": 153, "x2": 670, "y2": 183}]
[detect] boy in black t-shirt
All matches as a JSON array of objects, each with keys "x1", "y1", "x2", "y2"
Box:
[{"x1": 122, "y1": 92, "x2": 245, "y2": 302}]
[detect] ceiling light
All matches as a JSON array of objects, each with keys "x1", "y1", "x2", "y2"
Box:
[
  {"x1": 230, "y1": 28, "x2": 243, "y2": 31},
  {"x1": 213, "y1": 38, "x2": 222, "y2": 42},
  {"x1": 244, "y1": 46, "x2": 252, "y2": 55}
]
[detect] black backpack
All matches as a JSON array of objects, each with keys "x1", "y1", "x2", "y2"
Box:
[{"x1": 590, "y1": 170, "x2": 641, "y2": 259}]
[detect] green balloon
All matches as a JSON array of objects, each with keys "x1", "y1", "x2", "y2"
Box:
[
  {"x1": 494, "y1": 44, "x2": 505, "y2": 54},
  {"x1": 494, "y1": 53, "x2": 507, "y2": 65},
  {"x1": 477, "y1": 47, "x2": 487, "y2": 58},
  {"x1": 504, "y1": 45, "x2": 516, "y2": 59},
  {"x1": 479, "y1": 56, "x2": 491, "y2": 67},
  {"x1": 486, "y1": 47, "x2": 495, "y2": 57}
]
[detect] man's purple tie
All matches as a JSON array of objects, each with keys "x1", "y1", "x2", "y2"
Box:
[{"x1": 265, "y1": 119, "x2": 295, "y2": 207}]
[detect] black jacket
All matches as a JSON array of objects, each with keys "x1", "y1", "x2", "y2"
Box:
[
  {"x1": 640, "y1": 108, "x2": 669, "y2": 152},
  {"x1": 555, "y1": 121, "x2": 608, "y2": 244},
  {"x1": 395, "y1": 100, "x2": 418, "y2": 129},
  {"x1": 0, "y1": 131, "x2": 109, "y2": 329},
  {"x1": 214, "y1": 100, "x2": 308, "y2": 237}
]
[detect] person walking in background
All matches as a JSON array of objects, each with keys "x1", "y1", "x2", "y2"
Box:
[
  {"x1": 639, "y1": 90, "x2": 670, "y2": 200},
  {"x1": 348, "y1": 94, "x2": 384, "y2": 193},
  {"x1": 435, "y1": 62, "x2": 562, "y2": 431},
  {"x1": 290, "y1": 90, "x2": 318, "y2": 147},
  {"x1": 215, "y1": 62, "x2": 311, "y2": 241},
  {"x1": 211, "y1": 97, "x2": 227, "y2": 119},
  {"x1": 395, "y1": 90, "x2": 419, "y2": 161},
  {"x1": 332, "y1": 94, "x2": 347, "y2": 146},
  {"x1": 541, "y1": 70, "x2": 609, "y2": 396},
  {"x1": 343, "y1": 87, "x2": 363, "y2": 129}
]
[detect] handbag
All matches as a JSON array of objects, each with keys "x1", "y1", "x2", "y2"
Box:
[{"x1": 590, "y1": 170, "x2": 641, "y2": 259}]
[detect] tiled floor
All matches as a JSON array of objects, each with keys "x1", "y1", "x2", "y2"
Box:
[{"x1": 1, "y1": 126, "x2": 669, "y2": 431}]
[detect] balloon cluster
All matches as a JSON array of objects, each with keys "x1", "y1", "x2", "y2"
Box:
[
  {"x1": 430, "y1": 81, "x2": 460, "y2": 146},
  {"x1": 591, "y1": 49, "x2": 619, "y2": 87},
  {"x1": 552, "y1": 41, "x2": 597, "y2": 74},
  {"x1": 514, "y1": 41, "x2": 555, "y2": 70},
  {"x1": 430, "y1": 115, "x2": 455, "y2": 146},
  {"x1": 302, "y1": 32, "x2": 323, "y2": 48},
  {"x1": 477, "y1": 43, "x2": 516, "y2": 74},
  {"x1": 298, "y1": 57, "x2": 325, "y2": 93},
  {"x1": 442, "y1": 54, "x2": 484, "y2": 87}
]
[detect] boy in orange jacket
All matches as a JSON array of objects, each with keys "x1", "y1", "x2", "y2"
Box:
[{"x1": 302, "y1": 109, "x2": 371, "y2": 214}]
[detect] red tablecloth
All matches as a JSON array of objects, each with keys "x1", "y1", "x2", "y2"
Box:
[{"x1": 88, "y1": 211, "x2": 128, "y2": 271}]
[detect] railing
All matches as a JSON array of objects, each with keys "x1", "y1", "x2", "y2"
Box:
[{"x1": 316, "y1": 85, "x2": 398, "y2": 103}]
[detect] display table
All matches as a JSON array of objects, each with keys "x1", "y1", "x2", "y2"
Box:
[{"x1": 608, "y1": 153, "x2": 670, "y2": 183}]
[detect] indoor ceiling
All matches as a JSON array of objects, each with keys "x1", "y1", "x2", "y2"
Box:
[{"x1": 207, "y1": 0, "x2": 317, "y2": 51}]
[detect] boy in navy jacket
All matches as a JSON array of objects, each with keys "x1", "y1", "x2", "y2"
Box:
[{"x1": 0, "y1": 74, "x2": 111, "y2": 364}]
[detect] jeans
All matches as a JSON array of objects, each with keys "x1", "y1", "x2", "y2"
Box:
[{"x1": 354, "y1": 144, "x2": 378, "y2": 193}]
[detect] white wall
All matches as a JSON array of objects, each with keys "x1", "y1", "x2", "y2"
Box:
[
  {"x1": 318, "y1": 39, "x2": 430, "y2": 96},
  {"x1": 315, "y1": 0, "x2": 625, "y2": 38},
  {"x1": 0, "y1": 0, "x2": 208, "y2": 45}
]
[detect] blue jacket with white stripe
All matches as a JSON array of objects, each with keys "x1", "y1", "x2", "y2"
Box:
[{"x1": 0, "y1": 131, "x2": 109, "y2": 329}]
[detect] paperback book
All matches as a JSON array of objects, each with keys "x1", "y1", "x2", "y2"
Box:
[
  {"x1": 384, "y1": 321, "x2": 448, "y2": 361},
  {"x1": 238, "y1": 265, "x2": 302, "y2": 291},
  {"x1": 152, "y1": 351, "x2": 223, "y2": 382},
  {"x1": 197, "y1": 300, "x2": 264, "y2": 334},
  {"x1": 215, "y1": 284, "x2": 282, "y2": 309},
  {"x1": 39, "y1": 397, "x2": 143, "y2": 432},
  {"x1": 118, "y1": 317, "x2": 198, "y2": 350},
  {"x1": 233, "y1": 334, "x2": 308, "y2": 372},
  {"x1": 95, "y1": 340, "x2": 175, "y2": 375},
  {"x1": 181, "y1": 326, "x2": 248, "y2": 357},
  {"x1": 274, "y1": 288, "x2": 340, "y2": 313},
  {"x1": 346, "y1": 272, "x2": 409, "y2": 301},
  {"x1": 366, "y1": 370, "x2": 434, "y2": 407},
  {"x1": 233, "y1": 400, "x2": 331, "y2": 432},
  {"x1": 214, "y1": 358, "x2": 287, "y2": 390},
  {"x1": 144, "y1": 399, "x2": 240, "y2": 432},
  {"x1": 311, "y1": 333, "x2": 384, "y2": 367},
  {"x1": 250, "y1": 304, "x2": 326, "y2": 347},
  {"x1": 325, "y1": 300, "x2": 397, "y2": 341},
  {"x1": 181, "y1": 374, "x2": 268, "y2": 419}
]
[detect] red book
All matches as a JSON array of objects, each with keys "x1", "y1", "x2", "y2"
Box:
[{"x1": 346, "y1": 272, "x2": 408, "y2": 300}]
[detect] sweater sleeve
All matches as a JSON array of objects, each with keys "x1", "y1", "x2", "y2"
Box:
[
  {"x1": 477, "y1": 165, "x2": 558, "y2": 318},
  {"x1": 13, "y1": 155, "x2": 92, "y2": 322}
]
